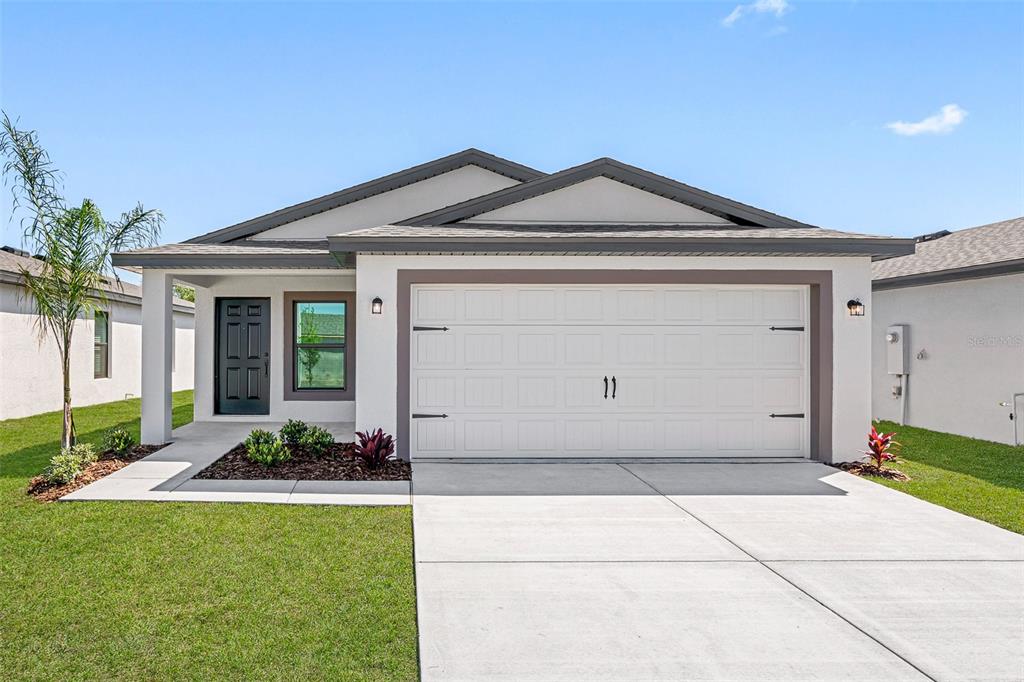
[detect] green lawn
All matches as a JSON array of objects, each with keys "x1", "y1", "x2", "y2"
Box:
[
  {"x1": 870, "y1": 420, "x2": 1024, "y2": 535},
  {"x1": 0, "y1": 391, "x2": 418, "y2": 681}
]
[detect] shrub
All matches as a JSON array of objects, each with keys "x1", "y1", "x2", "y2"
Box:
[
  {"x1": 103, "y1": 426, "x2": 135, "y2": 455},
  {"x1": 45, "y1": 443, "x2": 97, "y2": 485},
  {"x1": 353, "y1": 428, "x2": 396, "y2": 470},
  {"x1": 864, "y1": 426, "x2": 899, "y2": 469},
  {"x1": 299, "y1": 425, "x2": 333, "y2": 457},
  {"x1": 244, "y1": 429, "x2": 291, "y2": 466},
  {"x1": 279, "y1": 419, "x2": 309, "y2": 446}
]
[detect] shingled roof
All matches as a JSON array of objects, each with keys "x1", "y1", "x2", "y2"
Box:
[
  {"x1": 1, "y1": 247, "x2": 194, "y2": 309},
  {"x1": 327, "y1": 223, "x2": 915, "y2": 259},
  {"x1": 872, "y1": 216, "x2": 1024, "y2": 289}
]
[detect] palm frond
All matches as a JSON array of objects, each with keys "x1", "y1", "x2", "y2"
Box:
[{"x1": 0, "y1": 111, "x2": 64, "y2": 246}]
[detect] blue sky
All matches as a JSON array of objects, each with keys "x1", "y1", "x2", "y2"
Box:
[{"x1": 2, "y1": 1, "x2": 1022, "y2": 252}]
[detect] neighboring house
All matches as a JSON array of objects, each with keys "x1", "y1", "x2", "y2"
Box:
[
  {"x1": 0, "y1": 246, "x2": 195, "y2": 420},
  {"x1": 872, "y1": 217, "x2": 1024, "y2": 446},
  {"x1": 112, "y1": 149, "x2": 914, "y2": 462}
]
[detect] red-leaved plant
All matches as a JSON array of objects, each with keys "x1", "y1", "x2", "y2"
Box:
[
  {"x1": 353, "y1": 428, "x2": 396, "y2": 470},
  {"x1": 864, "y1": 426, "x2": 899, "y2": 470}
]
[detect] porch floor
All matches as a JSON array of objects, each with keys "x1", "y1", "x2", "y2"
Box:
[{"x1": 61, "y1": 421, "x2": 411, "y2": 506}]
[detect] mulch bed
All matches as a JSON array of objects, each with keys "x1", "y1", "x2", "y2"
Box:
[
  {"x1": 193, "y1": 442, "x2": 411, "y2": 481},
  {"x1": 27, "y1": 443, "x2": 168, "y2": 502},
  {"x1": 838, "y1": 461, "x2": 911, "y2": 481}
]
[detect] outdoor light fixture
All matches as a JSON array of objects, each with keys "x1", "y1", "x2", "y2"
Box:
[
  {"x1": 371, "y1": 297, "x2": 383, "y2": 315},
  {"x1": 847, "y1": 299, "x2": 865, "y2": 316}
]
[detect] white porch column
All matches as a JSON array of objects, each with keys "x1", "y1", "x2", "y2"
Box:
[{"x1": 141, "y1": 270, "x2": 173, "y2": 443}]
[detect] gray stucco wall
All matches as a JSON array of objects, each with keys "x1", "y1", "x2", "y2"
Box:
[{"x1": 871, "y1": 273, "x2": 1024, "y2": 445}]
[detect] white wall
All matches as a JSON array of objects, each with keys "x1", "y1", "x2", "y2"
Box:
[
  {"x1": 469, "y1": 176, "x2": 735, "y2": 225},
  {"x1": 355, "y1": 255, "x2": 873, "y2": 463},
  {"x1": 0, "y1": 282, "x2": 195, "y2": 420},
  {"x1": 192, "y1": 273, "x2": 357, "y2": 423},
  {"x1": 251, "y1": 166, "x2": 521, "y2": 240},
  {"x1": 871, "y1": 273, "x2": 1024, "y2": 445}
]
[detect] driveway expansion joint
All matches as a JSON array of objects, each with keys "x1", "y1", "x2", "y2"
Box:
[{"x1": 616, "y1": 463, "x2": 940, "y2": 682}]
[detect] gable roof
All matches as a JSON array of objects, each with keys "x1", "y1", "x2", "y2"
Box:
[
  {"x1": 186, "y1": 148, "x2": 544, "y2": 244},
  {"x1": 873, "y1": 216, "x2": 1024, "y2": 289},
  {"x1": 400, "y1": 157, "x2": 818, "y2": 229},
  {"x1": 327, "y1": 223, "x2": 915, "y2": 259}
]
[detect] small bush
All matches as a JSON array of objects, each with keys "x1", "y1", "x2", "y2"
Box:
[
  {"x1": 103, "y1": 427, "x2": 135, "y2": 455},
  {"x1": 45, "y1": 443, "x2": 97, "y2": 485},
  {"x1": 244, "y1": 429, "x2": 291, "y2": 466},
  {"x1": 353, "y1": 428, "x2": 396, "y2": 470},
  {"x1": 299, "y1": 425, "x2": 333, "y2": 457},
  {"x1": 279, "y1": 419, "x2": 309, "y2": 446}
]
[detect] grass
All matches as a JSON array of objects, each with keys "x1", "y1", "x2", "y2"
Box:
[
  {"x1": 869, "y1": 420, "x2": 1024, "y2": 534},
  {"x1": 0, "y1": 391, "x2": 418, "y2": 681}
]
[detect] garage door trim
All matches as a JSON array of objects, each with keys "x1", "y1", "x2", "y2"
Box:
[{"x1": 396, "y1": 270, "x2": 833, "y2": 462}]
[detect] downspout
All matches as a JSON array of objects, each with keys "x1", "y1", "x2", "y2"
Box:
[{"x1": 1012, "y1": 393, "x2": 1024, "y2": 446}]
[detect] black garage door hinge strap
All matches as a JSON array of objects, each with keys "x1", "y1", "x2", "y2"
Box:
[
  {"x1": 413, "y1": 325, "x2": 449, "y2": 331},
  {"x1": 769, "y1": 326, "x2": 805, "y2": 331},
  {"x1": 412, "y1": 413, "x2": 449, "y2": 419},
  {"x1": 769, "y1": 413, "x2": 805, "y2": 418}
]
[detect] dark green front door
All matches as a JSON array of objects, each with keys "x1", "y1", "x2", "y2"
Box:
[{"x1": 216, "y1": 298, "x2": 270, "y2": 415}]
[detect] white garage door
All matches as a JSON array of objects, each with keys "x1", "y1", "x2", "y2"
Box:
[{"x1": 409, "y1": 284, "x2": 809, "y2": 458}]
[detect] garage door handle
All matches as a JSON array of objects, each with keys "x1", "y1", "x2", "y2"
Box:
[
  {"x1": 769, "y1": 413, "x2": 805, "y2": 418},
  {"x1": 412, "y1": 413, "x2": 449, "y2": 419},
  {"x1": 604, "y1": 376, "x2": 609, "y2": 399},
  {"x1": 612, "y1": 376, "x2": 617, "y2": 399}
]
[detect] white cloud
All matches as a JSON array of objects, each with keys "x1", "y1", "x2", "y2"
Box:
[
  {"x1": 722, "y1": 0, "x2": 791, "y2": 27},
  {"x1": 886, "y1": 104, "x2": 968, "y2": 136}
]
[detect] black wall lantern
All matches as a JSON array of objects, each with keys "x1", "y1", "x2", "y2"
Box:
[
  {"x1": 371, "y1": 297, "x2": 383, "y2": 315},
  {"x1": 847, "y1": 299, "x2": 865, "y2": 316}
]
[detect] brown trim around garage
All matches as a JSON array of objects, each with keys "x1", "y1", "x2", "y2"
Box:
[
  {"x1": 395, "y1": 270, "x2": 834, "y2": 462},
  {"x1": 283, "y1": 291, "x2": 356, "y2": 401}
]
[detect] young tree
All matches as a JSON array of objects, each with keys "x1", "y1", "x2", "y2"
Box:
[{"x1": 0, "y1": 113, "x2": 163, "y2": 448}]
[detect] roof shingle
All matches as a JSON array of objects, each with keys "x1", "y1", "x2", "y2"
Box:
[{"x1": 872, "y1": 216, "x2": 1024, "y2": 283}]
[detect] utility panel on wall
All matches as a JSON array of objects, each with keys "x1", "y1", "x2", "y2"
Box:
[{"x1": 886, "y1": 325, "x2": 908, "y2": 375}]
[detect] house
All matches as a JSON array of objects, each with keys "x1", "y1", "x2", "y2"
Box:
[
  {"x1": 871, "y1": 216, "x2": 1024, "y2": 445},
  {"x1": 0, "y1": 246, "x2": 195, "y2": 420},
  {"x1": 111, "y1": 149, "x2": 914, "y2": 461}
]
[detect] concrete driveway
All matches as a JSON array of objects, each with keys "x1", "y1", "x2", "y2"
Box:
[{"x1": 412, "y1": 462, "x2": 1024, "y2": 681}]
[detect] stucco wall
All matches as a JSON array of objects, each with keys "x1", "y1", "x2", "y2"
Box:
[
  {"x1": 0, "y1": 282, "x2": 195, "y2": 420},
  {"x1": 192, "y1": 273, "x2": 357, "y2": 423},
  {"x1": 355, "y1": 255, "x2": 873, "y2": 463},
  {"x1": 871, "y1": 273, "x2": 1024, "y2": 445},
  {"x1": 469, "y1": 176, "x2": 734, "y2": 224}
]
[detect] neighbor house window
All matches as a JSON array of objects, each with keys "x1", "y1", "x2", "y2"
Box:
[
  {"x1": 94, "y1": 311, "x2": 109, "y2": 378},
  {"x1": 283, "y1": 292, "x2": 354, "y2": 401}
]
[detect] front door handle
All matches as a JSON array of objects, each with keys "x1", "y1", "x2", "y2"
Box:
[
  {"x1": 263, "y1": 352, "x2": 269, "y2": 377},
  {"x1": 612, "y1": 376, "x2": 617, "y2": 399},
  {"x1": 603, "y1": 376, "x2": 609, "y2": 399}
]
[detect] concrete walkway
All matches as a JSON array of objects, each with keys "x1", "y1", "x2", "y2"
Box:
[
  {"x1": 62, "y1": 421, "x2": 410, "y2": 505},
  {"x1": 412, "y1": 462, "x2": 1024, "y2": 681}
]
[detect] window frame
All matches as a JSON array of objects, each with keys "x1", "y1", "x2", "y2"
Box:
[
  {"x1": 283, "y1": 292, "x2": 355, "y2": 401},
  {"x1": 94, "y1": 310, "x2": 110, "y2": 379}
]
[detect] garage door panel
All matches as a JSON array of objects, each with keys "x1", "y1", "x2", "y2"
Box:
[
  {"x1": 463, "y1": 289, "x2": 504, "y2": 321},
  {"x1": 410, "y1": 284, "x2": 809, "y2": 458},
  {"x1": 414, "y1": 413, "x2": 808, "y2": 458}
]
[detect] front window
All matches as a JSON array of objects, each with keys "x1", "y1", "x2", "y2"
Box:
[
  {"x1": 293, "y1": 301, "x2": 346, "y2": 390},
  {"x1": 94, "y1": 311, "x2": 109, "y2": 378}
]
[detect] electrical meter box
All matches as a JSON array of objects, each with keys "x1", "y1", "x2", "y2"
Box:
[{"x1": 886, "y1": 324, "x2": 908, "y2": 375}]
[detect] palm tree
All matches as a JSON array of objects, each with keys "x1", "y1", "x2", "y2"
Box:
[{"x1": 0, "y1": 113, "x2": 163, "y2": 448}]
